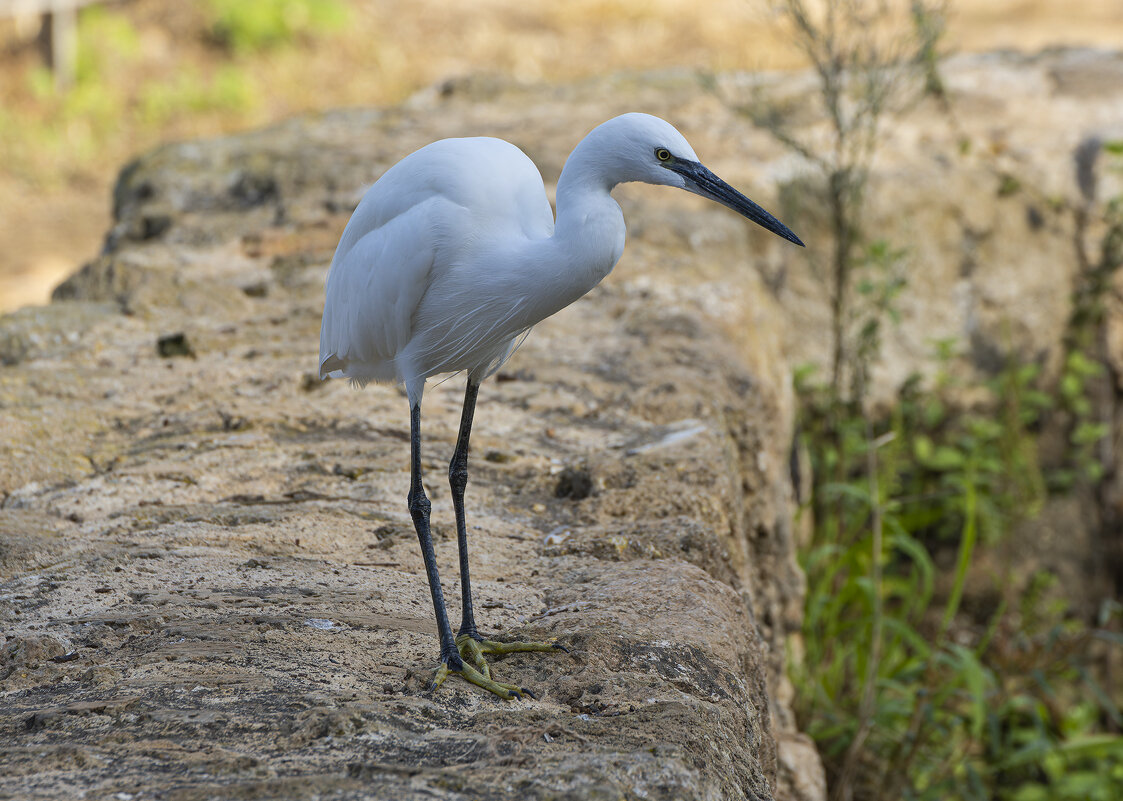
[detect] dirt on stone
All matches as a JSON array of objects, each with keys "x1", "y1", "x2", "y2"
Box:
[
  {"x1": 7, "y1": 45, "x2": 1122, "y2": 801},
  {"x1": 0, "y1": 76, "x2": 814, "y2": 800}
]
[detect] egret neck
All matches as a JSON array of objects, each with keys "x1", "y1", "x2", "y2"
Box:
[{"x1": 533, "y1": 144, "x2": 628, "y2": 316}]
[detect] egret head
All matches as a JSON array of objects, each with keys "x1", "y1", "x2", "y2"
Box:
[{"x1": 587, "y1": 113, "x2": 804, "y2": 247}]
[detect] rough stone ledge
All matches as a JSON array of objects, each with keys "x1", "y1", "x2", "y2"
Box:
[{"x1": 0, "y1": 76, "x2": 818, "y2": 801}]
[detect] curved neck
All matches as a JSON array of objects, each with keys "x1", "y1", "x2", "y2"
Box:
[
  {"x1": 470, "y1": 137, "x2": 629, "y2": 347},
  {"x1": 551, "y1": 136, "x2": 626, "y2": 275},
  {"x1": 554, "y1": 134, "x2": 617, "y2": 234}
]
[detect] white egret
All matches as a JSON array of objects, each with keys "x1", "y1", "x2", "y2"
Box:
[{"x1": 319, "y1": 113, "x2": 803, "y2": 699}]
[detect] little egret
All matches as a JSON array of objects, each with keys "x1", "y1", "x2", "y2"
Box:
[{"x1": 319, "y1": 112, "x2": 803, "y2": 699}]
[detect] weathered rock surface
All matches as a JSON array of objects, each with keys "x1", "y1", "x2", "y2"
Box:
[
  {"x1": 0, "y1": 72, "x2": 815, "y2": 800},
  {"x1": 5, "y1": 47, "x2": 1123, "y2": 801},
  {"x1": 732, "y1": 48, "x2": 1123, "y2": 396}
]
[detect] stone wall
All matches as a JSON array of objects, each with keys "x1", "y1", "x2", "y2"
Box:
[
  {"x1": 0, "y1": 70, "x2": 821, "y2": 800},
  {"x1": 4, "y1": 48, "x2": 1123, "y2": 801}
]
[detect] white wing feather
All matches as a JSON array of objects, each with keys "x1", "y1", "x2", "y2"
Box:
[
  {"x1": 319, "y1": 200, "x2": 442, "y2": 384},
  {"x1": 318, "y1": 137, "x2": 554, "y2": 387}
]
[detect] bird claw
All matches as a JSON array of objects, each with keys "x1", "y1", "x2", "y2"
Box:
[
  {"x1": 421, "y1": 633, "x2": 565, "y2": 700},
  {"x1": 428, "y1": 656, "x2": 528, "y2": 700},
  {"x1": 457, "y1": 632, "x2": 566, "y2": 657},
  {"x1": 460, "y1": 636, "x2": 492, "y2": 680},
  {"x1": 430, "y1": 660, "x2": 453, "y2": 693}
]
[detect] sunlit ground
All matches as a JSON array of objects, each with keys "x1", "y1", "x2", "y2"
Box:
[{"x1": 0, "y1": 0, "x2": 1120, "y2": 311}]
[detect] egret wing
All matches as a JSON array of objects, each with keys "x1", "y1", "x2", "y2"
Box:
[
  {"x1": 319, "y1": 136, "x2": 554, "y2": 386},
  {"x1": 319, "y1": 198, "x2": 446, "y2": 383}
]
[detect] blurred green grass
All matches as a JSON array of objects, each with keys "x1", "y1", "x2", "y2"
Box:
[
  {"x1": 5, "y1": 0, "x2": 1113, "y2": 193},
  {"x1": 2, "y1": 1, "x2": 348, "y2": 187},
  {"x1": 207, "y1": 0, "x2": 348, "y2": 54}
]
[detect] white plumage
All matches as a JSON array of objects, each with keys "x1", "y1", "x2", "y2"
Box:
[
  {"x1": 316, "y1": 113, "x2": 803, "y2": 699},
  {"x1": 320, "y1": 113, "x2": 803, "y2": 406},
  {"x1": 319, "y1": 136, "x2": 555, "y2": 396}
]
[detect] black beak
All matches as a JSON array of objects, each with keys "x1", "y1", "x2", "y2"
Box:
[{"x1": 671, "y1": 160, "x2": 804, "y2": 247}]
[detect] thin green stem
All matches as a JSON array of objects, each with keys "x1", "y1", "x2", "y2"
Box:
[{"x1": 939, "y1": 458, "x2": 978, "y2": 639}]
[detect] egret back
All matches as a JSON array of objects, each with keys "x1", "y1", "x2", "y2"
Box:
[{"x1": 319, "y1": 137, "x2": 554, "y2": 388}]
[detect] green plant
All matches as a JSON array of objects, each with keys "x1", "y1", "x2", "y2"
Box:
[
  {"x1": 746, "y1": 0, "x2": 946, "y2": 401},
  {"x1": 206, "y1": 0, "x2": 349, "y2": 55},
  {"x1": 1052, "y1": 139, "x2": 1123, "y2": 490},
  {"x1": 137, "y1": 66, "x2": 256, "y2": 126},
  {"x1": 0, "y1": 5, "x2": 270, "y2": 186},
  {"x1": 791, "y1": 143, "x2": 1123, "y2": 800},
  {"x1": 1050, "y1": 350, "x2": 1111, "y2": 489},
  {"x1": 772, "y1": 10, "x2": 1123, "y2": 793},
  {"x1": 794, "y1": 351, "x2": 1123, "y2": 800}
]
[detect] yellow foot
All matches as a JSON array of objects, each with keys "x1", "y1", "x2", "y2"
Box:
[
  {"x1": 427, "y1": 634, "x2": 566, "y2": 700},
  {"x1": 455, "y1": 632, "x2": 566, "y2": 682},
  {"x1": 430, "y1": 656, "x2": 530, "y2": 700}
]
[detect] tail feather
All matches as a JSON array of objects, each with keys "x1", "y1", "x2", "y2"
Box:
[{"x1": 319, "y1": 354, "x2": 347, "y2": 380}]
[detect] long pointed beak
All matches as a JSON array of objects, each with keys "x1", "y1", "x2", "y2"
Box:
[{"x1": 671, "y1": 160, "x2": 804, "y2": 247}]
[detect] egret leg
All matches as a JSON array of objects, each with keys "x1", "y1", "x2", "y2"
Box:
[
  {"x1": 407, "y1": 401, "x2": 528, "y2": 700},
  {"x1": 446, "y1": 381, "x2": 568, "y2": 682},
  {"x1": 450, "y1": 379, "x2": 483, "y2": 640}
]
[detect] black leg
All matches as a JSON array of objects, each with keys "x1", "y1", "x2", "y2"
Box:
[
  {"x1": 406, "y1": 402, "x2": 461, "y2": 670},
  {"x1": 449, "y1": 379, "x2": 481, "y2": 639},
  {"x1": 410, "y1": 387, "x2": 565, "y2": 699}
]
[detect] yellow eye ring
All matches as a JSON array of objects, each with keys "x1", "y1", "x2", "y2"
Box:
[{"x1": 655, "y1": 148, "x2": 672, "y2": 162}]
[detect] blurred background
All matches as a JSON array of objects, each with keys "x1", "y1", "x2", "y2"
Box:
[
  {"x1": 0, "y1": 0, "x2": 1120, "y2": 312},
  {"x1": 3, "y1": 2, "x2": 1123, "y2": 800}
]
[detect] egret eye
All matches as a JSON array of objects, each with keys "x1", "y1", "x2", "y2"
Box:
[{"x1": 655, "y1": 148, "x2": 672, "y2": 162}]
